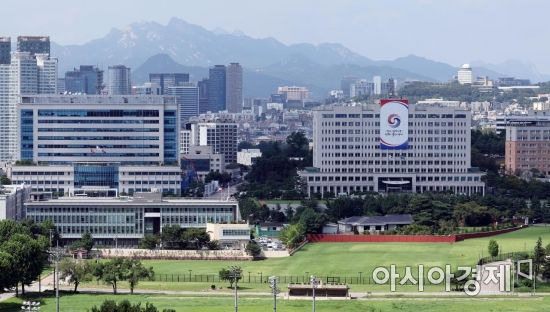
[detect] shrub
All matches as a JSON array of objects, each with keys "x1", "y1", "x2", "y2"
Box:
[{"x1": 488, "y1": 239, "x2": 499, "y2": 257}]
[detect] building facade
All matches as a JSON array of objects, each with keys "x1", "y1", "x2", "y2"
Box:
[
  {"x1": 0, "y1": 184, "x2": 31, "y2": 220},
  {"x1": 225, "y1": 63, "x2": 243, "y2": 113},
  {"x1": 25, "y1": 192, "x2": 240, "y2": 245},
  {"x1": 64, "y1": 65, "x2": 104, "y2": 94},
  {"x1": 299, "y1": 102, "x2": 485, "y2": 196},
  {"x1": 0, "y1": 46, "x2": 58, "y2": 162},
  {"x1": 8, "y1": 95, "x2": 181, "y2": 196},
  {"x1": 0, "y1": 37, "x2": 10, "y2": 65},
  {"x1": 149, "y1": 73, "x2": 189, "y2": 95},
  {"x1": 107, "y1": 65, "x2": 131, "y2": 95},
  {"x1": 17, "y1": 36, "x2": 50, "y2": 55},
  {"x1": 457, "y1": 64, "x2": 473, "y2": 84},
  {"x1": 505, "y1": 111, "x2": 550, "y2": 177},
  {"x1": 237, "y1": 148, "x2": 262, "y2": 166},
  {"x1": 277, "y1": 86, "x2": 309, "y2": 102},
  {"x1": 167, "y1": 83, "x2": 199, "y2": 126},
  {"x1": 189, "y1": 116, "x2": 238, "y2": 164},
  {"x1": 207, "y1": 65, "x2": 226, "y2": 112}
]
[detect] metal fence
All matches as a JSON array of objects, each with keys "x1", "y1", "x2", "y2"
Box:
[{"x1": 152, "y1": 273, "x2": 442, "y2": 285}]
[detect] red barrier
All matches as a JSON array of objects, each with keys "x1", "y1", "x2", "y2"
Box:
[
  {"x1": 454, "y1": 226, "x2": 525, "y2": 242},
  {"x1": 307, "y1": 226, "x2": 525, "y2": 244},
  {"x1": 307, "y1": 234, "x2": 456, "y2": 243}
]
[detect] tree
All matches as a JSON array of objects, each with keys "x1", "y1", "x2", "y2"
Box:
[
  {"x1": 206, "y1": 240, "x2": 220, "y2": 250},
  {"x1": 286, "y1": 131, "x2": 309, "y2": 158},
  {"x1": 0, "y1": 251, "x2": 15, "y2": 292},
  {"x1": 81, "y1": 232, "x2": 94, "y2": 253},
  {"x1": 0, "y1": 233, "x2": 47, "y2": 295},
  {"x1": 534, "y1": 237, "x2": 545, "y2": 276},
  {"x1": 90, "y1": 300, "x2": 174, "y2": 312},
  {"x1": 182, "y1": 228, "x2": 211, "y2": 250},
  {"x1": 279, "y1": 223, "x2": 305, "y2": 249},
  {"x1": 488, "y1": 240, "x2": 499, "y2": 257},
  {"x1": 139, "y1": 235, "x2": 159, "y2": 250},
  {"x1": 0, "y1": 175, "x2": 11, "y2": 185},
  {"x1": 94, "y1": 258, "x2": 127, "y2": 294},
  {"x1": 245, "y1": 241, "x2": 262, "y2": 258},
  {"x1": 123, "y1": 259, "x2": 154, "y2": 295},
  {"x1": 160, "y1": 225, "x2": 183, "y2": 249},
  {"x1": 59, "y1": 259, "x2": 93, "y2": 293},
  {"x1": 295, "y1": 207, "x2": 328, "y2": 233},
  {"x1": 219, "y1": 266, "x2": 242, "y2": 289}
]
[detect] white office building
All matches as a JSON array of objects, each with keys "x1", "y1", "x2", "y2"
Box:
[
  {"x1": 299, "y1": 102, "x2": 485, "y2": 197},
  {"x1": 189, "y1": 115, "x2": 238, "y2": 164},
  {"x1": 373, "y1": 76, "x2": 382, "y2": 95},
  {"x1": 457, "y1": 64, "x2": 474, "y2": 84}
]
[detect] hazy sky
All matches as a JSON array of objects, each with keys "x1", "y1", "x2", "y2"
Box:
[{"x1": 3, "y1": 0, "x2": 550, "y2": 73}]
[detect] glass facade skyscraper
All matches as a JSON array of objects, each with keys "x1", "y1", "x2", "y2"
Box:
[
  {"x1": 207, "y1": 65, "x2": 226, "y2": 112},
  {"x1": 65, "y1": 65, "x2": 104, "y2": 94},
  {"x1": 166, "y1": 84, "x2": 199, "y2": 127},
  {"x1": 149, "y1": 73, "x2": 189, "y2": 95}
]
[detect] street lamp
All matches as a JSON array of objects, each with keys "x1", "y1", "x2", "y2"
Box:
[
  {"x1": 310, "y1": 275, "x2": 319, "y2": 312},
  {"x1": 48, "y1": 241, "x2": 62, "y2": 312},
  {"x1": 269, "y1": 276, "x2": 279, "y2": 312}
]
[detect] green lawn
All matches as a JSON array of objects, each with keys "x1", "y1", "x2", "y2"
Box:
[
  {"x1": 140, "y1": 226, "x2": 550, "y2": 277},
  {"x1": 1, "y1": 293, "x2": 549, "y2": 312},
  {"x1": 74, "y1": 226, "x2": 550, "y2": 293}
]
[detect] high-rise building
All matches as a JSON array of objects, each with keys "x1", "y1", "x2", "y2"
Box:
[
  {"x1": 107, "y1": 65, "x2": 131, "y2": 95},
  {"x1": 373, "y1": 76, "x2": 382, "y2": 95},
  {"x1": 208, "y1": 65, "x2": 226, "y2": 112},
  {"x1": 189, "y1": 115, "x2": 237, "y2": 164},
  {"x1": 10, "y1": 95, "x2": 181, "y2": 196},
  {"x1": 36, "y1": 54, "x2": 58, "y2": 94},
  {"x1": 64, "y1": 65, "x2": 104, "y2": 94},
  {"x1": 457, "y1": 64, "x2": 473, "y2": 84},
  {"x1": 17, "y1": 36, "x2": 50, "y2": 55},
  {"x1": 0, "y1": 37, "x2": 10, "y2": 65},
  {"x1": 149, "y1": 73, "x2": 189, "y2": 94},
  {"x1": 167, "y1": 83, "x2": 199, "y2": 126},
  {"x1": 198, "y1": 78, "x2": 209, "y2": 113},
  {"x1": 299, "y1": 102, "x2": 485, "y2": 196},
  {"x1": 225, "y1": 63, "x2": 243, "y2": 113},
  {"x1": 0, "y1": 50, "x2": 58, "y2": 162},
  {"x1": 340, "y1": 76, "x2": 358, "y2": 97}
]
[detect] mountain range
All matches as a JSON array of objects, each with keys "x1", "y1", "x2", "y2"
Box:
[{"x1": 51, "y1": 17, "x2": 548, "y2": 98}]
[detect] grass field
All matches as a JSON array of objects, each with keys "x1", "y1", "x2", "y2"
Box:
[
  {"x1": 140, "y1": 226, "x2": 550, "y2": 277},
  {"x1": 1, "y1": 293, "x2": 549, "y2": 312}
]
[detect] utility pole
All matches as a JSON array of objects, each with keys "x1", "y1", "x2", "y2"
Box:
[
  {"x1": 49, "y1": 240, "x2": 62, "y2": 312},
  {"x1": 269, "y1": 276, "x2": 279, "y2": 312},
  {"x1": 310, "y1": 275, "x2": 318, "y2": 312}
]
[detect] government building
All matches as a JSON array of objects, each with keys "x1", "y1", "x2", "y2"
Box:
[
  {"x1": 299, "y1": 101, "x2": 485, "y2": 197},
  {"x1": 25, "y1": 190, "x2": 239, "y2": 246},
  {"x1": 9, "y1": 95, "x2": 181, "y2": 196}
]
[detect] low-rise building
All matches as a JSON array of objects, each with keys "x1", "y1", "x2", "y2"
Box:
[
  {"x1": 25, "y1": 191, "x2": 240, "y2": 246},
  {"x1": 337, "y1": 214, "x2": 413, "y2": 233},
  {"x1": 255, "y1": 222, "x2": 285, "y2": 238},
  {"x1": 206, "y1": 222, "x2": 250, "y2": 249}
]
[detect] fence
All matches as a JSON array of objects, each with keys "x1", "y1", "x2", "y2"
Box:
[
  {"x1": 477, "y1": 251, "x2": 530, "y2": 266},
  {"x1": 151, "y1": 272, "x2": 444, "y2": 285},
  {"x1": 307, "y1": 226, "x2": 526, "y2": 244}
]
